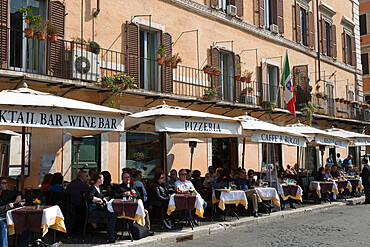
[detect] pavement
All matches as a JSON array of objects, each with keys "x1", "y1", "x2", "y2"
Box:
[{"x1": 65, "y1": 196, "x2": 365, "y2": 247}]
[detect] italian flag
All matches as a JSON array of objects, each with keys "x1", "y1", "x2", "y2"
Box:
[{"x1": 280, "y1": 51, "x2": 296, "y2": 117}]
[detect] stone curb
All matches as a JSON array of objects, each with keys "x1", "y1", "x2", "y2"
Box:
[{"x1": 92, "y1": 196, "x2": 365, "y2": 247}]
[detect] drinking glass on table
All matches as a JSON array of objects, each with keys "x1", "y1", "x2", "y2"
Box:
[{"x1": 20, "y1": 199, "x2": 26, "y2": 206}]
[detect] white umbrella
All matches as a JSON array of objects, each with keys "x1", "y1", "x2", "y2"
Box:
[
  {"x1": 325, "y1": 128, "x2": 370, "y2": 146},
  {"x1": 0, "y1": 84, "x2": 130, "y2": 190},
  {"x1": 126, "y1": 103, "x2": 242, "y2": 138},
  {"x1": 126, "y1": 103, "x2": 243, "y2": 182}
]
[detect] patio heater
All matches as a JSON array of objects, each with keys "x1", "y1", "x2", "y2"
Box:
[
  {"x1": 73, "y1": 137, "x2": 84, "y2": 178},
  {"x1": 184, "y1": 139, "x2": 204, "y2": 171}
]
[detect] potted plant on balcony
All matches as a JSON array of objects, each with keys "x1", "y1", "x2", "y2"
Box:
[
  {"x1": 71, "y1": 37, "x2": 90, "y2": 51},
  {"x1": 335, "y1": 97, "x2": 340, "y2": 102},
  {"x1": 242, "y1": 70, "x2": 253, "y2": 83},
  {"x1": 242, "y1": 87, "x2": 254, "y2": 95},
  {"x1": 101, "y1": 73, "x2": 137, "y2": 90},
  {"x1": 47, "y1": 22, "x2": 58, "y2": 43},
  {"x1": 203, "y1": 85, "x2": 221, "y2": 101},
  {"x1": 316, "y1": 92, "x2": 323, "y2": 99},
  {"x1": 88, "y1": 40, "x2": 101, "y2": 55},
  {"x1": 166, "y1": 53, "x2": 182, "y2": 69},
  {"x1": 213, "y1": 66, "x2": 221, "y2": 76},
  {"x1": 300, "y1": 101, "x2": 316, "y2": 126},
  {"x1": 156, "y1": 45, "x2": 166, "y2": 65},
  {"x1": 316, "y1": 85, "x2": 321, "y2": 90},
  {"x1": 351, "y1": 101, "x2": 360, "y2": 108},
  {"x1": 339, "y1": 98, "x2": 344, "y2": 103},
  {"x1": 322, "y1": 94, "x2": 327, "y2": 101},
  {"x1": 203, "y1": 64, "x2": 214, "y2": 75},
  {"x1": 262, "y1": 101, "x2": 276, "y2": 110},
  {"x1": 35, "y1": 19, "x2": 48, "y2": 41},
  {"x1": 18, "y1": 6, "x2": 42, "y2": 39}
]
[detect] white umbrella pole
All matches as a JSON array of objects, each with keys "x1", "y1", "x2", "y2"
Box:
[
  {"x1": 163, "y1": 132, "x2": 168, "y2": 186},
  {"x1": 0, "y1": 144, "x2": 6, "y2": 177},
  {"x1": 20, "y1": 127, "x2": 26, "y2": 193},
  {"x1": 242, "y1": 138, "x2": 246, "y2": 169}
]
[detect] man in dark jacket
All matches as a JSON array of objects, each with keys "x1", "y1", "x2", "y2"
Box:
[
  {"x1": 361, "y1": 158, "x2": 370, "y2": 204},
  {"x1": 0, "y1": 177, "x2": 28, "y2": 247}
]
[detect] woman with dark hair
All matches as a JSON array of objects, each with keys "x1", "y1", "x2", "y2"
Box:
[
  {"x1": 88, "y1": 173, "x2": 117, "y2": 243},
  {"x1": 101, "y1": 171, "x2": 114, "y2": 196},
  {"x1": 216, "y1": 168, "x2": 228, "y2": 183},
  {"x1": 40, "y1": 173, "x2": 53, "y2": 190},
  {"x1": 133, "y1": 170, "x2": 147, "y2": 202},
  {"x1": 148, "y1": 172, "x2": 172, "y2": 229},
  {"x1": 48, "y1": 173, "x2": 64, "y2": 192},
  {"x1": 277, "y1": 170, "x2": 286, "y2": 184}
]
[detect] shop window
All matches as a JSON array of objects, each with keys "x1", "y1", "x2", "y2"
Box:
[{"x1": 126, "y1": 132, "x2": 161, "y2": 179}]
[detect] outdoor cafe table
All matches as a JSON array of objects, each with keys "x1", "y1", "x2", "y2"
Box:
[
  {"x1": 345, "y1": 177, "x2": 364, "y2": 191},
  {"x1": 6, "y1": 205, "x2": 66, "y2": 236},
  {"x1": 167, "y1": 193, "x2": 204, "y2": 217},
  {"x1": 277, "y1": 184, "x2": 303, "y2": 201},
  {"x1": 255, "y1": 187, "x2": 281, "y2": 207},
  {"x1": 334, "y1": 180, "x2": 352, "y2": 193},
  {"x1": 107, "y1": 199, "x2": 146, "y2": 226},
  {"x1": 212, "y1": 189, "x2": 248, "y2": 211},
  {"x1": 309, "y1": 181, "x2": 339, "y2": 198}
]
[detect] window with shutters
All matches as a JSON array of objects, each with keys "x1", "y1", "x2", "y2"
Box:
[
  {"x1": 362, "y1": 53, "x2": 369, "y2": 75},
  {"x1": 325, "y1": 22, "x2": 331, "y2": 57},
  {"x1": 345, "y1": 33, "x2": 352, "y2": 65},
  {"x1": 300, "y1": 8, "x2": 307, "y2": 46},
  {"x1": 266, "y1": 64, "x2": 279, "y2": 103},
  {"x1": 9, "y1": 0, "x2": 46, "y2": 72},
  {"x1": 213, "y1": 0, "x2": 244, "y2": 18},
  {"x1": 360, "y1": 14, "x2": 367, "y2": 36},
  {"x1": 139, "y1": 27, "x2": 160, "y2": 91},
  {"x1": 220, "y1": 50, "x2": 234, "y2": 102}
]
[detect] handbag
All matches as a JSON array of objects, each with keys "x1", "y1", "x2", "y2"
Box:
[{"x1": 130, "y1": 223, "x2": 151, "y2": 240}]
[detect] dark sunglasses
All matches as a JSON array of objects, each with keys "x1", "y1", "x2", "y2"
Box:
[{"x1": 1, "y1": 182, "x2": 7, "y2": 185}]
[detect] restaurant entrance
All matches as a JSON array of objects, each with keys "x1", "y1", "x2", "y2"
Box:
[{"x1": 212, "y1": 138, "x2": 238, "y2": 170}]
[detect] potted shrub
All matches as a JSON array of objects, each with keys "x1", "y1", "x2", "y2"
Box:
[
  {"x1": 88, "y1": 40, "x2": 101, "y2": 55},
  {"x1": 235, "y1": 75, "x2": 241, "y2": 81},
  {"x1": 335, "y1": 98, "x2": 340, "y2": 102},
  {"x1": 18, "y1": 6, "x2": 42, "y2": 39},
  {"x1": 242, "y1": 70, "x2": 253, "y2": 83},
  {"x1": 166, "y1": 53, "x2": 182, "y2": 69},
  {"x1": 213, "y1": 66, "x2": 221, "y2": 76},
  {"x1": 156, "y1": 45, "x2": 166, "y2": 65},
  {"x1": 47, "y1": 23, "x2": 58, "y2": 43},
  {"x1": 203, "y1": 85, "x2": 221, "y2": 101},
  {"x1": 101, "y1": 74, "x2": 137, "y2": 90},
  {"x1": 351, "y1": 101, "x2": 360, "y2": 108},
  {"x1": 242, "y1": 87, "x2": 254, "y2": 95},
  {"x1": 339, "y1": 98, "x2": 344, "y2": 103},
  {"x1": 262, "y1": 101, "x2": 276, "y2": 110},
  {"x1": 316, "y1": 85, "x2": 321, "y2": 90},
  {"x1": 203, "y1": 64, "x2": 214, "y2": 75},
  {"x1": 35, "y1": 19, "x2": 48, "y2": 41}
]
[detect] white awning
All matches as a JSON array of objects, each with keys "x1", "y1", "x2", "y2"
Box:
[
  {"x1": 326, "y1": 128, "x2": 370, "y2": 146},
  {"x1": 285, "y1": 123, "x2": 349, "y2": 149},
  {"x1": 126, "y1": 103, "x2": 242, "y2": 137},
  {"x1": 0, "y1": 85, "x2": 130, "y2": 136},
  {"x1": 235, "y1": 115, "x2": 307, "y2": 147}
]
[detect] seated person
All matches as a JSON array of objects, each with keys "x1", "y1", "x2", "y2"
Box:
[
  {"x1": 246, "y1": 169, "x2": 256, "y2": 188},
  {"x1": 0, "y1": 177, "x2": 29, "y2": 247},
  {"x1": 216, "y1": 168, "x2": 228, "y2": 184},
  {"x1": 277, "y1": 170, "x2": 286, "y2": 184},
  {"x1": 168, "y1": 169, "x2": 179, "y2": 188},
  {"x1": 236, "y1": 168, "x2": 263, "y2": 217},
  {"x1": 337, "y1": 166, "x2": 346, "y2": 177},
  {"x1": 101, "y1": 171, "x2": 115, "y2": 197},
  {"x1": 346, "y1": 165, "x2": 357, "y2": 176},
  {"x1": 40, "y1": 173, "x2": 53, "y2": 191},
  {"x1": 191, "y1": 170, "x2": 206, "y2": 199},
  {"x1": 133, "y1": 171, "x2": 148, "y2": 202},
  {"x1": 48, "y1": 173, "x2": 64, "y2": 192},
  {"x1": 223, "y1": 168, "x2": 235, "y2": 183},
  {"x1": 203, "y1": 166, "x2": 218, "y2": 186},
  {"x1": 175, "y1": 169, "x2": 207, "y2": 221},
  {"x1": 230, "y1": 168, "x2": 238, "y2": 180},
  {"x1": 323, "y1": 166, "x2": 333, "y2": 180},
  {"x1": 315, "y1": 167, "x2": 325, "y2": 181},
  {"x1": 115, "y1": 172, "x2": 151, "y2": 231},
  {"x1": 285, "y1": 164, "x2": 296, "y2": 175},
  {"x1": 330, "y1": 165, "x2": 341, "y2": 179},
  {"x1": 88, "y1": 168, "x2": 97, "y2": 185},
  {"x1": 147, "y1": 172, "x2": 172, "y2": 229},
  {"x1": 88, "y1": 174, "x2": 116, "y2": 243}
]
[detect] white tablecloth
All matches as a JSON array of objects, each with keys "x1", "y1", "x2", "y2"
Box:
[
  {"x1": 346, "y1": 178, "x2": 363, "y2": 191},
  {"x1": 309, "y1": 181, "x2": 338, "y2": 198},
  {"x1": 6, "y1": 205, "x2": 66, "y2": 236},
  {"x1": 277, "y1": 184, "x2": 303, "y2": 201},
  {"x1": 212, "y1": 189, "x2": 248, "y2": 211},
  {"x1": 107, "y1": 199, "x2": 146, "y2": 226},
  {"x1": 255, "y1": 187, "x2": 280, "y2": 207},
  {"x1": 167, "y1": 194, "x2": 205, "y2": 217}
]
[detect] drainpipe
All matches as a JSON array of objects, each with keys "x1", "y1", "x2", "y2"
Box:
[
  {"x1": 316, "y1": 0, "x2": 321, "y2": 83},
  {"x1": 92, "y1": 1, "x2": 100, "y2": 42}
]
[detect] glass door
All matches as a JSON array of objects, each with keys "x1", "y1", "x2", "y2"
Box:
[
  {"x1": 220, "y1": 51, "x2": 233, "y2": 101},
  {"x1": 267, "y1": 65, "x2": 278, "y2": 103},
  {"x1": 140, "y1": 28, "x2": 159, "y2": 91},
  {"x1": 9, "y1": 0, "x2": 45, "y2": 73}
]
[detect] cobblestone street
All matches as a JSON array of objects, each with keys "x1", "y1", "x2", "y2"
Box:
[{"x1": 154, "y1": 204, "x2": 370, "y2": 247}]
